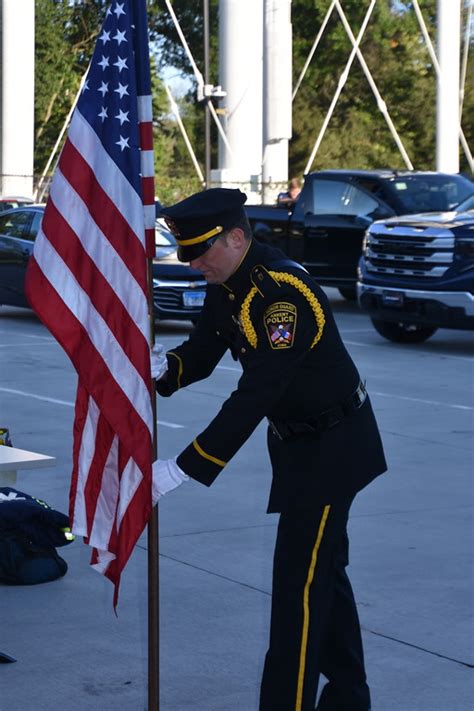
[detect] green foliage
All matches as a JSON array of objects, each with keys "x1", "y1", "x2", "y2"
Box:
[{"x1": 34, "y1": 0, "x2": 473, "y2": 198}]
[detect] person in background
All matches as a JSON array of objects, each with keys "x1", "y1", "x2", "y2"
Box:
[
  {"x1": 277, "y1": 177, "x2": 302, "y2": 206},
  {"x1": 150, "y1": 187, "x2": 386, "y2": 711}
]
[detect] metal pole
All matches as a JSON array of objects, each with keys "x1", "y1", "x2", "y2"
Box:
[
  {"x1": 204, "y1": 0, "x2": 211, "y2": 187},
  {"x1": 436, "y1": 0, "x2": 461, "y2": 172},
  {"x1": 147, "y1": 260, "x2": 160, "y2": 711}
]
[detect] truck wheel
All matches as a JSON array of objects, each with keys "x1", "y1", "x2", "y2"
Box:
[
  {"x1": 371, "y1": 318, "x2": 437, "y2": 344},
  {"x1": 338, "y1": 287, "x2": 357, "y2": 301}
]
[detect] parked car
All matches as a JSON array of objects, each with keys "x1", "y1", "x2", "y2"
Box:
[
  {"x1": 357, "y1": 205, "x2": 474, "y2": 343},
  {"x1": 0, "y1": 195, "x2": 34, "y2": 212},
  {"x1": 245, "y1": 170, "x2": 474, "y2": 300},
  {"x1": 0, "y1": 205, "x2": 206, "y2": 324}
]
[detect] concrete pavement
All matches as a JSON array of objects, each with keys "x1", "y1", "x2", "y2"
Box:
[{"x1": 0, "y1": 289, "x2": 472, "y2": 711}]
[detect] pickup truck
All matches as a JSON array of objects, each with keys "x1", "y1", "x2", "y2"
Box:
[
  {"x1": 357, "y1": 198, "x2": 474, "y2": 343},
  {"x1": 245, "y1": 169, "x2": 474, "y2": 300}
]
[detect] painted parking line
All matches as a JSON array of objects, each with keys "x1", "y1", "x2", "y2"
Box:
[
  {"x1": 0, "y1": 342, "x2": 56, "y2": 348},
  {"x1": 344, "y1": 339, "x2": 473, "y2": 362},
  {"x1": 0, "y1": 329, "x2": 54, "y2": 341},
  {"x1": 370, "y1": 390, "x2": 473, "y2": 411},
  {"x1": 214, "y1": 367, "x2": 471, "y2": 411},
  {"x1": 0, "y1": 386, "x2": 184, "y2": 428}
]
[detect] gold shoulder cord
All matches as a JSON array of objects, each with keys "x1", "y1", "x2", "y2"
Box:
[{"x1": 239, "y1": 271, "x2": 326, "y2": 349}]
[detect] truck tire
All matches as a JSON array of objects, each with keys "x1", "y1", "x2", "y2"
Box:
[
  {"x1": 338, "y1": 287, "x2": 357, "y2": 301},
  {"x1": 371, "y1": 318, "x2": 437, "y2": 344}
]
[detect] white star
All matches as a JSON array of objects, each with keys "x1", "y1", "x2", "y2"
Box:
[
  {"x1": 98, "y1": 55, "x2": 110, "y2": 70},
  {"x1": 98, "y1": 81, "x2": 109, "y2": 96},
  {"x1": 116, "y1": 135, "x2": 130, "y2": 151},
  {"x1": 114, "y1": 82, "x2": 129, "y2": 98},
  {"x1": 82, "y1": 79, "x2": 90, "y2": 93},
  {"x1": 113, "y1": 56, "x2": 128, "y2": 72},
  {"x1": 113, "y1": 2, "x2": 126, "y2": 18},
  {"x1": 106, "y1": 6, "x2": 112, "y2": 16},
  {"x1": 115, "y1": 109, "x2": 130, "y2": 125},
  {"x1": 113, "y1": 29, "x2": 127, "y2": 45},
  {"x1": 98, "y1": 106, "x2": 108, "y2": 122},
  {"x1": 99, "y1": 29, "x2": 111, "y2": 44}
]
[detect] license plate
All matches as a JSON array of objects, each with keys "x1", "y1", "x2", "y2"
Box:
[
  {"x1": 382, "y1": 290, "x2": 404, "y2": 308},
  {"x1": 183, "y1": 290, "x2": 205, "y2": 307}
]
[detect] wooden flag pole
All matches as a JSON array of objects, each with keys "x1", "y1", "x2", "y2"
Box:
[{"x1": 147, "y1": 259, "x2": 160, "y2": 710}]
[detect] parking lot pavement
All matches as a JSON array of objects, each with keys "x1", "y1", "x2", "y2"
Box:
[{"x1": 0, "y1": 289, "x2": 473, "y2": 711}]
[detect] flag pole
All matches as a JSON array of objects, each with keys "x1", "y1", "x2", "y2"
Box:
[
  {"x1": 132, "y1": 0, "x2": 160, "y2": 705},
  {"x1": 147, "y1": 294, "x2": 160, "y2": 709}
]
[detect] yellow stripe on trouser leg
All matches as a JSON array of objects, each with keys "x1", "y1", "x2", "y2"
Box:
[{"x1": 295, "y1": 505, "x2": 331, "y2": 711}]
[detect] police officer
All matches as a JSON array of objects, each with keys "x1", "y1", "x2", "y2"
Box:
[{"x1": 151, "y1": 188, "x2": 386, "y2": 711}]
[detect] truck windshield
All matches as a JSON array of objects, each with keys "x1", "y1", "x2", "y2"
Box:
[{"x1": 387, "y1": 174, "x2": 474, "y2": 213}]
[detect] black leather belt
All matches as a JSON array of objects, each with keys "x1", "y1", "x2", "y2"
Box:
[{"x1": 268, "y1": 381, "x2": 367, "y2": 441}]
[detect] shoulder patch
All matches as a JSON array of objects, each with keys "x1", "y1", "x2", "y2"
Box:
[{"x1": 264, "y1": 301, "x2": 297, "y2": 349}]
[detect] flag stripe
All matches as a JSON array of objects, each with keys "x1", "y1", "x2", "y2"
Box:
[
  {"x1": 26, "y1": 258, "x2": 152, "y2": 468},
  {"x1": 46, "y1": 182, "x2": 149, "y2": 345},
  {"x1": 68, "y1": 110, "x2": 146, "y2": 248},
  {"x1": 58, "y1": 140, "x2": 148, "y2": 294}
]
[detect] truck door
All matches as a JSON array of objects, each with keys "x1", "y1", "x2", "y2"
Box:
[{"x1": 293, "y1": 178, "x2": 389, "y2": 285}]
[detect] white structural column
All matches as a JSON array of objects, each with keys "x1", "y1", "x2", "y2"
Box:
[
  {"x1": 436, "y1": 0, "x2": 461, "y2": 173},
  {"x1": 262, "y1": 0, "x2": 292, "y2": 204},
  {"x1": 0, "y1": 0, "x2": 35, "y2": 197},
  {"x1": 212, "y1": 0, "x2": 264, "y2": 203}
]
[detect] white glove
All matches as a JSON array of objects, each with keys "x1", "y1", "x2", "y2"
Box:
[
  {"x1": 152, "y1": 457, "x2": 189, "y2": 504},
  {"x1": 150, "y1": 343, "x2": 168, "y2": 380}
]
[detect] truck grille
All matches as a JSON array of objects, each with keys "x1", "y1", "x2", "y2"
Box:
[{"x1": 365, "y1": 222, "x2": 455, "y2": 278}]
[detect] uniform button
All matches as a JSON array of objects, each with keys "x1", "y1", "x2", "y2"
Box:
[
  {"x1": 241, "y1": 347, "x2": 246, "y2": 354},
  {"x1": 228, "y1": 293, "x2": 235, "y2": 301},
  {"x1": 216, "y1": 330, "x2": 220, "y2": 336}
]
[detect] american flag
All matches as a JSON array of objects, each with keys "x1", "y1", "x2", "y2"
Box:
[{"x1": 25, "y1": 0, "x2": 155, "y2": 605}]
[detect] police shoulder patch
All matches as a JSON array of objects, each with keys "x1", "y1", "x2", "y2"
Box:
[{"x1": 264, "y1": 301, "x2": 297, "y2": 349}]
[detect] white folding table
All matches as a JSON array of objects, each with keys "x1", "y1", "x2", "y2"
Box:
[{"x1": 0, "y1": 445, "x2": 56, "y2": 486}]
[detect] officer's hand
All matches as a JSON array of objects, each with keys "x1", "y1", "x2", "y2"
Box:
[
  {"x1": 150, "y1": 343, "x2": 168, "y2": 380},
  {"x1": 152, "y1": 458, "x2": 189, "y2": 505}
]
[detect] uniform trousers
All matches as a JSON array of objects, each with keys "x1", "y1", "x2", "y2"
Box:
[{"x1": 259, "y1": 498, "x2": 371, "y2": 711}]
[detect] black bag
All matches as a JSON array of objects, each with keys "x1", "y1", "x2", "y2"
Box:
[{"x1": 0, "y1": 488, "x2": 74, "y2": 585}]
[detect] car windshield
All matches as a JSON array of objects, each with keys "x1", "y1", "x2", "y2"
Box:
[
  {"x1": 386, "y1": 174, "x2": 474, "y2": 213},
  {"x1": 455, "y1": 192, "x2": 474, "y2": 213},
  {"x1": 155, "y1": 222, "x2": 177, "y2": 259}
]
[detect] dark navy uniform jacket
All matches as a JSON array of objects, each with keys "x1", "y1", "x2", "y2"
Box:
[{"x1": 156, "y1": 239, "x2": 386, "y2": 512}]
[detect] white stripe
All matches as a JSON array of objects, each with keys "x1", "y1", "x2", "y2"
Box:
[
  {"x1": 48, "y1": 170, "x2": 149, "y2": 341},
  {"x1": 33, "y1": 239, "x2": 154, "y2": 434},
  {"x1": 138, "y1": 94, "x2": 152, "y2": 122},
  {"x1": 140, "y1": 150, "x2": 154, "y2": 177},
  {"x1": 117, "y1": 456, "x2": 143, "y2": 527},
  {"x1": 88, "y1": 433, "x2": 120, "y2": 551},
  {"x1": 144, "y1": 203, "x2": 155, "y2": 229},
  {"x1": 72, "y1": 396, "x2": 101, "y2": 536},
  {"x1": 67, "y1": 110, "x2": 145, "y2": 247}
]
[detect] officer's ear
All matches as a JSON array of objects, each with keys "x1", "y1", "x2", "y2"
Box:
[{"x1": 227, "y1": 227, "x2": 246, "y2": 251}]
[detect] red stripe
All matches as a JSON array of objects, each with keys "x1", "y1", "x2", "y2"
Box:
[
  {"x1": 141, "y1": 176, "x2": 155, "y2": 204},
  {"x1": 59, "y1": 139, "x2": 148, "y2": 293},
  {"x1": 25, "y1": 260, "x2": 153, "y2": 473},
  {"x1": 145, "y1": 228, "x2": 155, "y2": 257},
  {"x1": 41, "y1": 202, "x2": 151, "y2": 387},
  {"x1": 139, "y1": 121, "x2": 153, "y2": 150}
]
